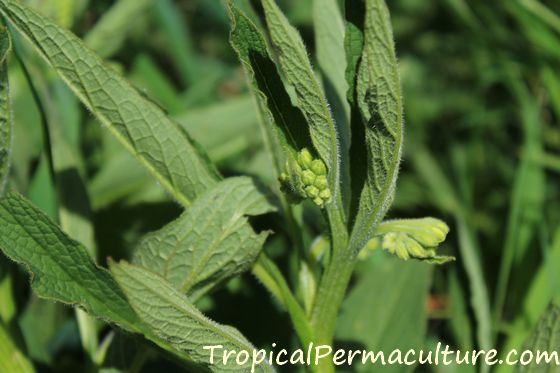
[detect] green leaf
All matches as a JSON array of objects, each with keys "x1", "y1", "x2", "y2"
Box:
[
  {"x1": 133, "y1": 177, "x2": 275, "y2": 301},
  {"x1": 0, "y1": 322, "x2": 35, "y2": 373},
  {"x1": 84, "y1": 0, "x2": 153, "y2": 58},
  {"x1": 0, "y1": 192, "x2": 141, "y2": 331},
  {"x1": 350, "y1": 0, "x2": 404, "y2": 251},
  {"x1": 15, "y1": 42, "x2": 100, "y2": 356},
  {"x1": 111, "y1": 261, "x2": 275, "y2": 373},
  {"x1": 0, "y1": 24, "x2": 11, "y2": 196},
  {"x1": 336, "y1": 257, "x2": 431, "y2": 373},
  {"x1": 0, "y1": 0, "x2": 220, "y2": 207},
  {"x1": 0, "y1": 193, "x2": 256, "y2": 369},
  {"x1": 260, "y1": 0, "x2": 343, "y2": 204},
  {"x1": 515, "y1": 303, "x2": 560, "y2": 373},
  {"x1": 227, "y1": 1, "x2": 311, "y2": 171},
  {"x1": 313, "y1": 0, "x2": 350, "y2": 204},
  {"x1": 313, "y1": 0, "x2": 349, "y2": 127}
]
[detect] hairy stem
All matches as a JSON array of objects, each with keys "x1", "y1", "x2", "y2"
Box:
[{"x1": 309, "y1": 208, "x2": 353, "y2": 373}]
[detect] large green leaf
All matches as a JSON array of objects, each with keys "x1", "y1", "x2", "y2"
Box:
[
  {"x1": 14, "y1": 40, "x2": 100, "y2": 355},
  {"x1": 111, "y1": 261, "x2": 275, "y2": 373},
  {"x1": 133, "y1": 177, "x2": 275, "y2": 301},
  {"x1": 0, "y1": 24, "x2": 11, "y2": 196},
  {"x1": 0, "y1": 193, "x2": 264, "y2": 370},
  {"x1": 515, "y1": 303, "x2": 560, "y2": 373},
  {"x1": 336, "y1": 256, "x2": 431, "y2": 373},
  {"x1": 260, "y1": 0, "x2": 343, "y2": 204},
  {"x1": 0, "y1": 0, "x2": 219, "y2": 207},
  {"x1": 350, "y1": 0, "x2": 404, "y2": 251},
  {"x1": 227, "y1": 1, "x2": 310, "y2": 172},
  {"x1": 0, "y1": 192, "x2": 140, "y2": 330}
]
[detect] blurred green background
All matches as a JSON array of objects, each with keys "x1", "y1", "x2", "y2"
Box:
[{"x1": 1, "y1": 0, "x2": 560, "y2": 372}]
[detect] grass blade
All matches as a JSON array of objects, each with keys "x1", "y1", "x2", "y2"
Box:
[
  {"x1": 84, "y1": 0, "x2": 153, "y2": 58},
  {"x1": 0, "y1": 322, "x2": 35, "y2": 373}
]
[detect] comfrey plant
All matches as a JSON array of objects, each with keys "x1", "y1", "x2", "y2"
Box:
[{"x1": 0, "y1": 0, "x2": 452, "y2": 372}]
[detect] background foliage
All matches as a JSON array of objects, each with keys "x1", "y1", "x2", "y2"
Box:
[{"x1": 1, "y1": 0, "x2": 560, "y2": 372}]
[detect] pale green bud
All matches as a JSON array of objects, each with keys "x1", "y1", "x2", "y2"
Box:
[
  {"x1": 313, "y1": 197, "x2": 324, "y2": 206},
  {"x1": 319, "y1": 189, "x2": 331, "y2": 201},
  {"x1": 297, "y1": 148, "x2": 313, "y2": 169},
  {"x1": 382, "y1": 232, "x2": 399, "y2": 254},
  {"x1": 305, "y1": 185, "x2": 319, "y2": 198},
  {"x1": 403, "y1": 236, "x2": 428, "y2": 258},
  {"x1": 279, "y1": 172, "x2": 289, "y2": 183},
  {"x1": 310, "y1": 159, "x2": 327, "y2": 175},
  {"x1": 395, "y1": 240, "x2": 410, "y2": 260},
  {"x1": 314, "y1": 175, "x2": 328, "y2": 190},
  {"x1": 301, "y1": 170, "x2": 316, "y2": 185}
]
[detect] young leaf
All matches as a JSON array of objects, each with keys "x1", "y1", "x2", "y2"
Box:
[
  {"x1": 260, "y1": 0, "x2": 343, "y2": 206},
  {"x1": 0, "y1": 192, "x2": 141, "y2": 331},
  {"x1": 14, "y1": 43, "x2": 100, "y2": 356},
  {"x1": 0, "y1": 24, "x2": 11, "y2": 196},
  {"x1": 350, "y1": 0, "x2": 404, "y2": 251},
  {"x1": 313, "y1": 0, "x2": 350, "y2": 208},
  {"x1": 133, "y1": 177, "x2": 275, "y2": 301},
  {"x1": 111, "y1": 261, "x2": 275, "y2": 373},
  {"x1": 227, "y1": 1, "x2": 311, "y2": 169},
  {"x1": 0, "y1": 0, "x2": 220, "y2": 207},
  {"x1": 515, "y1": 303, "x2": 560, "y2": 373}
]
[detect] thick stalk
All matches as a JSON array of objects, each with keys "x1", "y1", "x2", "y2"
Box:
[{"x1": 309, "y1": 213, "x2": 354, "y2": 373}]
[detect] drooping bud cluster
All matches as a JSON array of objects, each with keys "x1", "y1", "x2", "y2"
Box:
[
  {"x1": 382, "y1": 219, "x2": 452, "y2": 263},
  {"x1": 279, "y1": 148, "x2": 331, "y2": 208},
  {"x1": 358, "y1": 218, "x2": 454, "y2": 264}
]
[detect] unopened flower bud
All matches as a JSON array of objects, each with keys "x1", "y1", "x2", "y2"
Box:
[{"x1": 310, "y1": 159, "x2": 327, "y2": 175}]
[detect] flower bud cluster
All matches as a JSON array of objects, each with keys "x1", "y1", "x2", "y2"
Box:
[{"x1": 279, "y1": 148, "x2": 331, "y2": 208}]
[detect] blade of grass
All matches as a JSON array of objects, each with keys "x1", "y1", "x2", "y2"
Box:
[
  {"x1": 0, "y1": 322, "x2": 35, "y2": 373},
  {"x1": 84, "y1": 0, "x2": 153, "y2": 58},
  {"x1": 493, "y1": 69, "x2": 545, "y2": 335},
  {"x1": 411, "y1": 144, "x2": 492, "y2": 356}
]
